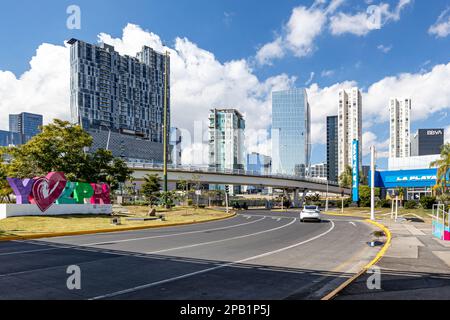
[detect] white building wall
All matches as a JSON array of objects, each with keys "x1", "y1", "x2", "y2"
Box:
[{"x1": 389, "y1": 98, "x2": 411, "y2": 158}]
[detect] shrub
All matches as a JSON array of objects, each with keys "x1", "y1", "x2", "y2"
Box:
[
  {"x1": 404, "y1": 200, "x2": 418, "y2": 209},
  {"x1": 377, "y1": 199, "x2": 391, "y2": 208},
  {"x1": 419, "y1": 196, "x2": 436, "y2": 209},
  {"x1": 359, "y1": 199, "x2": 371, "y2": 208}
]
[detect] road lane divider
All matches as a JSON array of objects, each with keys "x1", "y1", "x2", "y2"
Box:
[
  {"x1": 146, "y1": 218, "x2": 297, "y2": 254},
  {"x1": 82, "y1": 216, "x2": 267, "y2": 246},
  {"x1": 89, "y1": 221, "x2": 336, "y2": 300},
  {"x1": 321, "y1": 219, "x2": 391, "y2": 300}
]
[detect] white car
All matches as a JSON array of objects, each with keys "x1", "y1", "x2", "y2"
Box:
[{"x1": 300, "y1": 205, "x2": 321, "y2": 222}]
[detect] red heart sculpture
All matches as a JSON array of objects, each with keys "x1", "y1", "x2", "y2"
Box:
[{"x1": 31, "y1": 172, "x2": 67, "y2": 212}]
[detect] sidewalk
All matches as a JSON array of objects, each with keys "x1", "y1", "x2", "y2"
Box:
[{"x1": 337, "y1": 216, "x2": 450, "y2": 300}]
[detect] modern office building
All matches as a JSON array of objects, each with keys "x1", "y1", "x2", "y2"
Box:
[
  {"x1": 68, "y1": 38, "x2": 169, "y2": 162},
  {"x1": 338, "y1": 87, "x2": 362, "y2": 176},
  {"x1": 411, "y1": 129, "x2": 444, "y2": 156},
  {"x1": 389, "y1": 98, "x2": 411, "y2": 158},
  {"x1": 208, "y1": 109, "x2": 245, "y2": 195},
  {"x1": 272, "y1": 88, "x2": 311, "y2": 177},
  {"x1": 170, "y1": 127, "x2": 182, "y2": 167},
  {"x1": 0, "y1": 130, "x2": 23, "y2": 147},
  {"x1": 326, "y1": 116, "x2": 339, "y2": 182},
  {"x1": 247, "y1": 152, "x2": 272, "y2": 175},
  {"x1": 308, "y1": 163, "x2": 327, "y2": 180},
  {"x1": 9, "y1": 112, "x2": 43, "y2": 143}
]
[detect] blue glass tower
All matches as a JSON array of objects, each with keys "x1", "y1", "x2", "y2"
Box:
[
  {"x1": 272, "y1": 88, "x2": 311, "y2": 176},
  {"x1": 9, "y1": 112, "x2": 43, "y2": 143}
]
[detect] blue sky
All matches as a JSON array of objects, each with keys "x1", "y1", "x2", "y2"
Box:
[{"x1": 0, "y1": 0, "x2": 449, "y2": 168}]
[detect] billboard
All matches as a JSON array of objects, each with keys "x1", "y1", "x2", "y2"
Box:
[
  {"x1": 352, "y1": 140, "x2": 359, "y2": 202},
  {"x1": 373, "y1": 168, "x2": 438, "y2": 188}
]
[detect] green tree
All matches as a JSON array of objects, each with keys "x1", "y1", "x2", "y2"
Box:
[
  {"x1": 430, "y1": 143, "x2": 450, "y2": 195},
  {"x1": 142, "y1": 174, "x2": 162, "y2": 206},
  {"x1": 339, "y1": 165, "x2": 353, "y2": 188},
  {"x1": 3, "y1": 119, "x2": 132, "y2": 190},
  {"x1": 0, "y1": 153, "x2": 12, "y2": 203}
]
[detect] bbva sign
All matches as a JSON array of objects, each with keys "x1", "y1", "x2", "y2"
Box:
[{"x1": 7, "y1": 172, "x2": 111, "y2": 213}]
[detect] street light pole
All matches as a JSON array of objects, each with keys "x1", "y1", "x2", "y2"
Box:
[
  {"x1": 325, "y1": 180, "x2": 329, "y2": 212},
  {"x1": 163, "y1": 51, "x2": 169, "y2": 195},
  {"x1": 370, "y1": 145, "x2": 376, "y2": 221}
]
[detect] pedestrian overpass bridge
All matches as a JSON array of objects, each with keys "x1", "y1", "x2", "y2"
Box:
[{"x1": 127, "y1": 163, "x2": 350, "y2": 196}]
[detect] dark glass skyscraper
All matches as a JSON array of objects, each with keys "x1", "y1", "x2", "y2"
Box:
[
  {"x1": 327, "y1": 116, "x2": 338, "y2": 182},
  {"x1": 68, "y1": 38, "x2": 170, "y2": 162},
  {"x1": 9, "y1": 112, "x2": 43, "y2": 143},
  {"x1": 272, "y1": 88, "x2": 311, "y2": 176},
  {"x1": 411, "y1": 129, "x2": 445, "y2": 156}
]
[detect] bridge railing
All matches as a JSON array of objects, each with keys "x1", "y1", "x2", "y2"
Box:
[{"x1": 127, "y1": 162, "x2": 341, "y2": 187}]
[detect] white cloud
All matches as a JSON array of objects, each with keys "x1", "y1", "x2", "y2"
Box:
[
  {"x1": 329, "y1": 0, "x2": 411, "y2": 36},
  {"x1": 377, "y1": 44, "x2": 392, "y2": 53},
  {"x1": 255, "y1": 37, "x2": 285, "y2": 66},
  {"x1": 0, "y1": 43, "x2": 70, "y2": 128},
  {"x1": 445, "y1": 126, "x2": 450, "y2": 144},
  {"x1": 321, "y1": 69, "x2": 335, "y2": 77},
  {"x1": 429, "y1": 7, "x2": 450, "y2": 38},
  {"x1": 362, "y1": 131, "x2": 390, "y2": 158},
  {"x1": 305, "y1": 72, "x2": 315, "y2": 85},
  {"x1": 255, "y1": 0, "x2": 343, "y2": 65}
]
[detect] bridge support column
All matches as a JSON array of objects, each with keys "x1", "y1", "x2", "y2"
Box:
[
  {"x1": 293, "y1": 189, "x2": 300, "y2": 208},
  {"x1": 299, "y1": 189, "x2": 308, "y2": 208}
]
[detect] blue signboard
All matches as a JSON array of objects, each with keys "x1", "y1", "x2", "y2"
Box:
[
  {"x1": 371, "y1": 168, "x2": 438, "y2": 188},
  {"x1": 352, "y1": 140, "x2": 359, "y2": 202}
]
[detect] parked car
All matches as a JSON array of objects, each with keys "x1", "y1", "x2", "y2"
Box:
[{"x1": 300, "y1": 205, "x2": 321, "y2": 222}]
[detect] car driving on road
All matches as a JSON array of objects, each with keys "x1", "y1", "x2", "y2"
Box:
[{"x1": 300, "y1": 205, "x2": 321, "y2": 222}]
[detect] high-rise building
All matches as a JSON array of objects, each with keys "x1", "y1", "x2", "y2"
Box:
[
  {"x1": 209, "y1": 109, "x2": 245, "y2": 195},
  {"x1": 326, "y1": 116, "x2": 339, "y2": 182},
  {"x1": 338, "y1": 88, "x2": 362, "y2": 176},
  {"x1": 0, "y1": 130, "x2": 22, "y2": 147},
  {"x1": 247, "y1": 152, "x2": 272, "y2": 175},
  {"x1": 208, "y1": 109, "x2": 245, "y2": 170},
  {"x1": 272, "y1": 88, "x2": 311, "y2": 177},
  {"x1": 308, "y1": 163, "x2": 327, "y2": 180},
  {"x1": 170, "y1": 127, "x2": 182, "y2": 167},
  {"x1": 68, "y1": 38, "x2": 170, "y2": 162},
  {"x1": 9, "y1": 112, "x2": 43, "y2": 143},
  {"x1": 389, "y1": 98, "x2": 411, "y2": 158},
  {"x1": 411, "y1": 129, "x2": 444, "y2": 156}
]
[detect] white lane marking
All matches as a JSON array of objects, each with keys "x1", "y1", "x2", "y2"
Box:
[
  {"x1": 0, "y1": 247, "x2": 61, "y2": 256},
  {"x1": 146, "y1": 218, "x2": 296, "y2": 254},
  {"x1": 349, "y1": 222, "x2": 357, "y2": 227},
  {"x1": 81, "y1": 216, "x2": 266, "y2": 246},
  {"x1": 89, "y1": 221, "x2": 335, "y2": 300}
]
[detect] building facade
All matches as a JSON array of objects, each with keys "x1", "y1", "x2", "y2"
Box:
[
  {"x1": 68, "y1": 38, "x2": 169, "y2": 162},
  {"x1": 9, "y1": 112, "x2": 43, "y2": 144},
  {"x1": 0, "y1": 130, "x2": 22, "y2": 147},
  {"x1": 247, "y1": 152, "x2": 272, "y2": 175},
  {"x1": 338, "y1": 88, "x2": 362, "y2": 176},
  {"x1": 308, "y1": 163, "x2": 327, "y2": 180},
  {"x1": 326, "y1": 116, "x2": 339, "y2": 183},
  {"x1": 208, "y1": 109, "x2": 245, "y2": 170},
  {"x1": 272, "y1": 88, "x2": 311, "y2": 177},
  {"x1": 170, "y1": 127, "x2": 182, "y2": 167},
  {"x1": 389, "y1": 98, "x2": 411, "y2": 158},
  {"x1": 411, "y1": 129, "x2": 444, "y2": 156}
]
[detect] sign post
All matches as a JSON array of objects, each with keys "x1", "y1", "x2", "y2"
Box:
[{"x1": 352, "y1": 140, "x2": 360, "y2": 205}]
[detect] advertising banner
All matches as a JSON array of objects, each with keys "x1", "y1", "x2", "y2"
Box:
[{"x1": 352, "y1": 140, "x2": 359, "y2": 203}]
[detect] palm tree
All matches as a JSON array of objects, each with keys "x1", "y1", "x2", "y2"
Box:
[{"x1": 430, "y1": 143, "x2": 450, "y2": 195}]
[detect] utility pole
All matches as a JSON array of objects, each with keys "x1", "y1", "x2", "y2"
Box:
[
  {"x1": 370, "y1": 145, "x2": 376, "y2": 221},
  {"x1": 163, "y1": 51, "x2": 169, "y2": 195},
  {"x1": 325, "y1": 180, "x2": 329, "y2": 212}
]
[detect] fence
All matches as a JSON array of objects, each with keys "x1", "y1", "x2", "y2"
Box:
[{"x1": 432, "y1": 204, "x2": 450, "y2": 241}]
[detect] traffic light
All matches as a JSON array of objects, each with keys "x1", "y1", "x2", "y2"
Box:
[{"x1": 225, "y1": 185, "x2": 230, "y2": 194}]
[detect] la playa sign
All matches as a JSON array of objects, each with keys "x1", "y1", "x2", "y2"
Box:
[{"x1": 1, "y1": 172, "x2": 112, "y2": 219}]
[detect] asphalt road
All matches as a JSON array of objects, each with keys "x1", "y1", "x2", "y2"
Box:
[{"x1": 0, "y1": 210, "x2": 380, "y2": 300}]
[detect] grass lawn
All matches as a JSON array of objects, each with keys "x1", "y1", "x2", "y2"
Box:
[
  {"x1": 326, "y1": 207, "x2": 434, "y2": 221},
  {"x1": 0, "y1": 206, "x2": 233, "y2": 239}
]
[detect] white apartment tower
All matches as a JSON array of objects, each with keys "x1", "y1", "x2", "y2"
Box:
[
  {"x1": 338, "y1": 87, "x2": 363, "y2": 176},
  {"x1": 389, "y1": 98, "x2": 411, "y2": 158}
]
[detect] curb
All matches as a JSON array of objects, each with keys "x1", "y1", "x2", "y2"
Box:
[
  {"x1": 321, "y1": 218, "x2": 392, "y2": 300},
  {"x1": 0, "y1": 212, "x2": 237, "y2": 243}
]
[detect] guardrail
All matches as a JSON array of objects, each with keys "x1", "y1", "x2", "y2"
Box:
[
  {"x1": 126, "y1": 162, "x2": 341, "y2": 187},
  {"x1": 432, "y1": 204, "x2": 450, "y2": 241}
]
